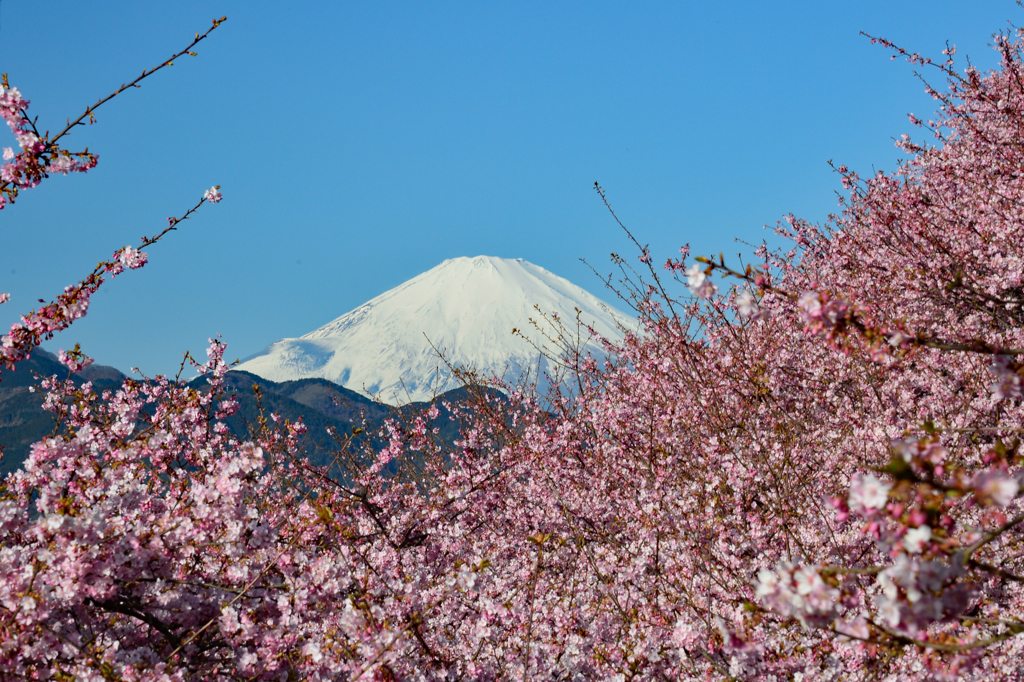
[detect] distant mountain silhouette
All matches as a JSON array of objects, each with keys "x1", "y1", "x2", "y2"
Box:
[{"x1": 1, "y1": 353, "x2": 491, "y2": 478}]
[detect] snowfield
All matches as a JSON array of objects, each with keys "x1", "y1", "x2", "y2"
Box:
[{"x1": 235, "y1": 256, "x2": 632, "y2": 403}]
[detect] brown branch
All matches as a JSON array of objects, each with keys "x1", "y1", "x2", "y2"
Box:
[{"x1": 48, "y1": 17, "x2": 227, "y2": 149}]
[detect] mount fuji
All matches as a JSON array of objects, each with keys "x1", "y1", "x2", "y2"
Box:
[{"x1": 235, "y1": 256, "x2": 633, "y2": 404}]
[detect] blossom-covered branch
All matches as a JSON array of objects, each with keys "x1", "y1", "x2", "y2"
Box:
[
  {"x1": 0, "y1": 188, "x2": 222, "y2": 378},
  {"x1": 0, "y1": 16, "x2": 226, "y2": 209}
]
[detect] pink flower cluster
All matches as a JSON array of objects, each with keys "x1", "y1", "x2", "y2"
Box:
[
  {"x1": 685, "y1": 263, "x2": 718, "y2": 299},
  {"x1": 57, "y1": 345, "x2": 94, "y2": 372},
  {"x1": 1, "y1": 279, "x2": 97, "y2": 370},
  {"x1": 106, "y1": 246, "x2": 149, "y2": 276},
  {"x1": 0, "y1": 81, "x2": 97, "y2": 209}
]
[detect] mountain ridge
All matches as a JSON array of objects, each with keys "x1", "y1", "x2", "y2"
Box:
[{"x1": 0, "y1": 357, "x2": 485, "y2": 476}]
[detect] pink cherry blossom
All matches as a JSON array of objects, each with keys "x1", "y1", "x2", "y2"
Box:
[
  {"x1": 974, "y1": 470, "x2": 1019, "y2": 507},
  {"x1": 903, "y1": 525, "x2": 932, "y2": 553},
  {"x1": 848, "y1": 473, "x2": 891, "y2": 512},
  {"x1": 734, "y1": 289, "x2": 761, "y2": 318},
  {"x1": 115, "y1": 245, "x2": 148, "y2": 270}
]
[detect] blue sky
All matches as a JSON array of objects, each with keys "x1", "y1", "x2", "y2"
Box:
[{"x1": 0, "y1": 1, "x2": 1017, "y2": 376}]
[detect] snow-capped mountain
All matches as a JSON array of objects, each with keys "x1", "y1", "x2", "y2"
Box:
[{"x1": 235, "y1": 256, "x2": 633, "y2": 404}]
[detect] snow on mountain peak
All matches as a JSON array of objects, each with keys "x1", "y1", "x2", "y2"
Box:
[{"x1": 235, "y1": 256, "x2": 632, "y2": 404}]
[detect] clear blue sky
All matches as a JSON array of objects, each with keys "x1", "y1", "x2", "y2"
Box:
[{"x1": 0, "y1": 1, "x2": 1016, "y2": 376}]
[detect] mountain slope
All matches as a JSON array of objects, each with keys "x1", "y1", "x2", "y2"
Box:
[
  {"x1": 0, "y1": 351, "x2": 126, "y2": 477},
  {"x1": 236, "y1": 256, "x2": 632, "y2": 403}
]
